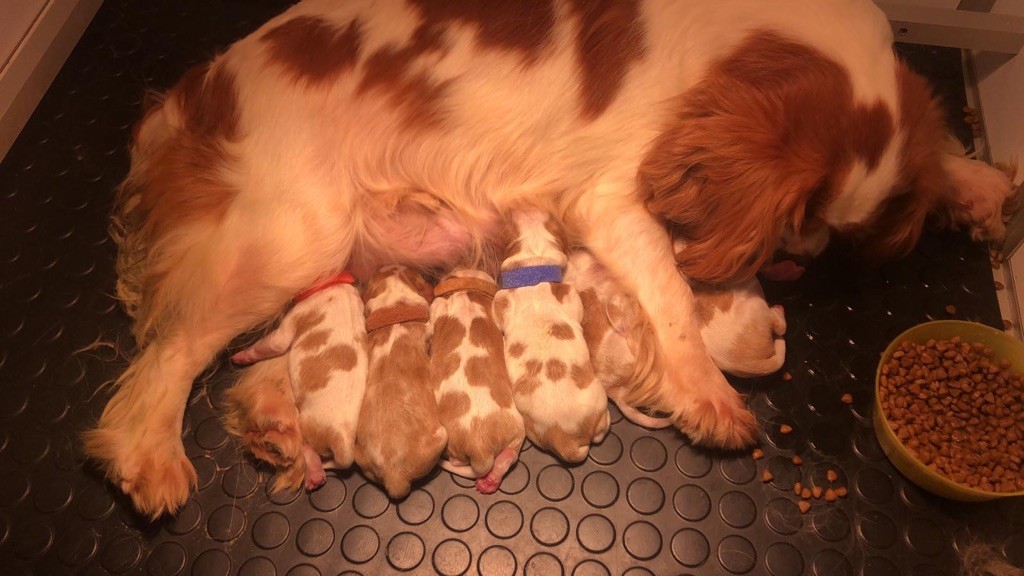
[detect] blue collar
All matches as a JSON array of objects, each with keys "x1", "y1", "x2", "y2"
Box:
[{"x1": 499, "y1": 265, "x2": 563, "y2": 289}]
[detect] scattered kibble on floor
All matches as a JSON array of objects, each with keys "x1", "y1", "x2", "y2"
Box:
[
  {"x1": 752, "y1": 448, "x2": 764, "y2": 460},
  {"x1": 761, "y1": 470, "x2": 773, "y2": 482},
  {"x1": 793, "y1": 482, "x2": 802, "y2": 496},
  {"x1": 827, "y1": 469, "x2": 838, "y2": 483},
  {"x1": 800, "y1": 488, "x2": 812, "y2": 499},
  {"x1": 782, "y1": 371, "x2": 792, "y2": 381},
  {"x1": 798, "y1": 501, "x2": 811, "y2": 514},
  {"x1": 825, "y1": 488, "x2": 837, "y2": 502},
  {"x1": 791, "y1": 456, "x2": 803, "y2": 466},
  {"x1": 780, "y1": 424, "x2": 793, "y2": 435},
  {"x1": 840, "y1": 393, "x2": 853, "y2": 405},
  {"x1": 945, "y1": 304, "x2": 957, "y2": 315}
]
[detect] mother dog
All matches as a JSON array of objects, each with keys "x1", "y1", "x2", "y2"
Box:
[{"x1": 86, "y1": 0, "x2": 1014, "y2": 516}]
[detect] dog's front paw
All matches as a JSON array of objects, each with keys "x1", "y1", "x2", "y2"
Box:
[
  {"x1": 656, "y1": 351, "x2": 758, "y2": 450},
  {"x1": 675, "y1": 393, "x2": 758, "y2": 450},
  {"x1": 944, "y1": 156, "x2": 1018, "y2": 242}
]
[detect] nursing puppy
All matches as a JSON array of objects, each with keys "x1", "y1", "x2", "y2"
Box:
[
  {"x1": 565, "y1": 250, "x2": 672, "y2": 429},
  {"x1": 493, "y1": 210, "x2": 610, "y2": 463},
  {"x1": 231, "y1": 271, "x2": 367, "y2": 490},
  {"x1": 430, "y1": 267, "x2": 525, "y2": 494},
  {"x1": 356, "y1": 265, "x2": 446, "y2": 498},
  {"x1": 689, "y1": 279, "x2": 787, "y2": 377},
  {"x1": 674, "y1": 238, "x2": 787, "y2": 378}
]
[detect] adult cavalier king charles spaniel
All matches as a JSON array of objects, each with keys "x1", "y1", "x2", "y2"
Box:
[{"x1": 86, "y1": 0, "x2": 1015, "y2": 516}]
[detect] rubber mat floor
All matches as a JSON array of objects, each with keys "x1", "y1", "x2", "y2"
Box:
[{"x1": 1, "y1": 1, "x2": 1023, "y2": 575}]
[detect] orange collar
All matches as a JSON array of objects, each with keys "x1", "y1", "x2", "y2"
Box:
[
  {"x1": 434, "y1": 277, "x2": 498, "y2": 299},
  {"x1": 293, "y1": 270, "x2": 357, "y2": 303},
  {"x1": 365, "y1": 303, "x2": 430, "y2": 333}
]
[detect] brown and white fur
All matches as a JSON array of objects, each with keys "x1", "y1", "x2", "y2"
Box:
[
  {"x1": 230, "y1": 275, "x2": 368, "y2": 491},
  {"x1": 89, "y1": 0, "x2": 1017, "y2": 516},
  {"x1": 689, "y1": 278, "x2": 787, "y2": 378},
  {"x1": 222, "y1": 354, "x2": 310, "y2": 493},
  {"x1": 355, "y1": 265, "x2": 446, "y2": 498},
  {"x1": 494, "y1": 210, "x2": 609, "y2": 462},
  {"x1": 429, "y1": 267, "x2": 526, "y2": 493},
  {"x1": 564, "y1": 250, "x2": 671, "y2": 429}
]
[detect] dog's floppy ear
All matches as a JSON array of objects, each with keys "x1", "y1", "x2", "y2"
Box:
[
  {"x1": 640, "y1": 107, "x2": 829, "y2": 284},
  {"x1": 640, "y1": 32, "x2": 894, "y2": 284}
]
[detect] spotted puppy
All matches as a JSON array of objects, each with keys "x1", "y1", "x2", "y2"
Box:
[
  {"x1": 493, "y1": 210, "x2": 610, "y2": 463},
  {"x1": 430, "y1": 267, "x2": 525, "y2": 494},
  {"x1": 565, "y1": 250, "x2": 672, "y2": 429},
  {"x1": 674, "y1": 239, "x2": 786, "y2": 377},
  {"x1": 356, "y1": 265, "x2": 447, "y2": 498},
  {"x1": 231, "y1": 271, "x2": 368, "y2": 490}
]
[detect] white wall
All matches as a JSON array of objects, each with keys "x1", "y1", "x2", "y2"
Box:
[{"x1": 0, "y1": 1, "x2": 49, "y2": 71}]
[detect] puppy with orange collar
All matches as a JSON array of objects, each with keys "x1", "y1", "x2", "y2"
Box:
[
  {"x1": 493, "y1": 210, "x2": 610, "y2": 463},
  {"x1": 231, "y1": 271, "x2": 367, "y2": 491},
  {"x1": 430, "y1": 267, "x2": 525, "y2": 493},
  {"x1": 356, "y1": 265, "x2": 447, "y2": 498}
]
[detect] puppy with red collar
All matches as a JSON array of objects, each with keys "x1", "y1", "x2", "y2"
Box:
[
  {"x1": 430, "y1": 267, "x2": 525, "y2": 493},
  {"x1": 231, "y1": 270, "x2": 367, "y2": 491},
  {"x1": 493, "y1": 210, "x2": 610, "y2": 463},
  {"x1": 356, "y1": 265, "x2": 447, "y2": 498}
]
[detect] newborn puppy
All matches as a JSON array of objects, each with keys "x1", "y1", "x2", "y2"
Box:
[
  {"x1": 689, "y1": 278, "x2": 787, "y2": 377},
  {"x1": 564, "y1": 250, "x2": 672, "y2": 429},
  {"x1": 430, "y1": 267, "x2": 525, "y2": 494},
  {"x1": 675, "y1": 238, "x2": 786, "y2": 377},
  {"x1": 356, "y1": 265, "x2": 447, "y2": 498},
  {"x1": 231, "y1": 271, "x2": 368, "y2": 491},
  {"x1": 493, "y1": 210, "x2": 610, "y2": 463}
]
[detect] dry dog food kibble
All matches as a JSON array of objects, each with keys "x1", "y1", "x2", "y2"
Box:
[{"x1": 880, "y1": 337, "x2": 1024, "y2": 492}]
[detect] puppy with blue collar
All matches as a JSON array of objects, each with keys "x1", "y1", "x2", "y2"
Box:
[{"x1": 492, "y1": 209, "x2": 610, "y2": 463}]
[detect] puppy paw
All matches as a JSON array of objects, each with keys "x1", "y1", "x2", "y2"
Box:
[{"x1": 475, "y1": 476, "x2": 501, "y2": 494}]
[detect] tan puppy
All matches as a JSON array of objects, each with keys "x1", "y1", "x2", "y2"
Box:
[
  {"x1": 493, "y1": 210, "x2": 610, "y2": 463},
  {"x1": 430, "y1": 267, "x2": 526, "y2": 493},
  {"x1": 231, "y1": 272, "x2": 367, "y2": 490},
  {"x1": 356, "y1": 265, "x2": 446, "y2": 498},
  {"x1": 565, "y1": 250, "x2": 672, "y2": 429}
]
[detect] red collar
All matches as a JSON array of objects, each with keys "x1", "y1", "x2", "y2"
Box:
[{"x1": 293, "y1": 270, "x2": 357, "y2": 303}]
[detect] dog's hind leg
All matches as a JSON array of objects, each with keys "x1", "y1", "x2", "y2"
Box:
[{"x1": 84, "y1": 208, "x2": 350, "y2": 517}]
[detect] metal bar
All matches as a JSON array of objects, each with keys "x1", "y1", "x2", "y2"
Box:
[
  {"x1": 875, "y1": 2, "x2": 1024, "y2": 53},
  {"x1": 957, "y1": 0, "x2": 996, "y2": 13}
]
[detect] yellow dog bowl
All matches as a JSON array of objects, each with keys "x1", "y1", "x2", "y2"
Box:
[{"x1": 874, "y1": 320, "x2": 1024, "y2": 501}]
